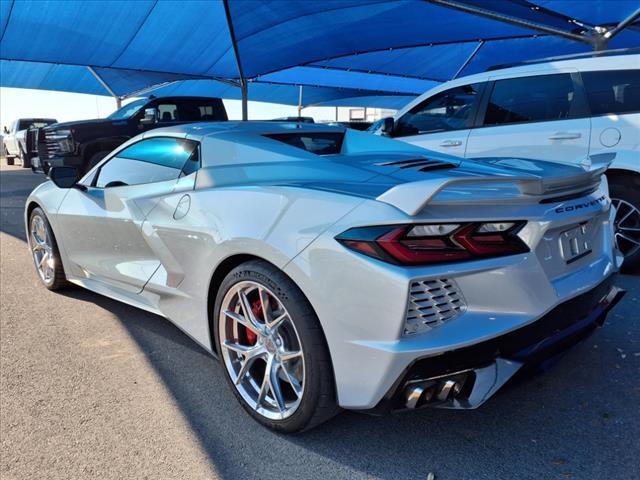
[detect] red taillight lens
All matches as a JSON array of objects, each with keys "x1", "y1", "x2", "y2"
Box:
[{"x1": 336, "y1": 222, "x2": 528, "y2": 265}]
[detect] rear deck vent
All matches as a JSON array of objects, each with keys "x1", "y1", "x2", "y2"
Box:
[{"x1": 377, "y1": 158, "x2": 457, "y2": 172}]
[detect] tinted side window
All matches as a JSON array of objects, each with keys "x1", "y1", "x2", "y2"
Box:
[
  {"x1": 96, "y1": 137, "x2": 199, "y2": 188},
  {"x1": 483, "y1": 74, "x2": 578, "y2": 126},
  {"x1": 157, "y1": 103, "x2": 178, "y2": 122},
  {"x1": 396, "y1": 84, "x2": 481, "y2": 136},
  {"x1": 582, "y1": 70, "x2": 640, "y2": 115}
]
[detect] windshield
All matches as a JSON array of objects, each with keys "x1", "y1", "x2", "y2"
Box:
[{"x1": 107, "y1": 99, "x2": 147, "y2": 120}]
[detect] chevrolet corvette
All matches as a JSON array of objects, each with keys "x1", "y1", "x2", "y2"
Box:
[{"x1": 25, "y1": 122, "x2": 625, "y2": 432}]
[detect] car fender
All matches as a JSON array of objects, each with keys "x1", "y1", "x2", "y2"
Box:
[{"x1": 139, "y1": 184, "x2": 364, "y2": 351}]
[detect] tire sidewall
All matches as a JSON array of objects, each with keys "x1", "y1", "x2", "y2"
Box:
[
  {"x1": 609, "y1": 177, "x2": 640, "y2": 271},
  {"x1": 28, "y1": 207, "x2": 65, "y2": 289},
  {"x1": 213, "y1": 261, "x2": 332, "y2": 432}
]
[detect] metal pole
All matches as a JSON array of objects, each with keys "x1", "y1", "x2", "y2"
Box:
[
  {"x1": 335, "y1": 107, "x2": 338, "y2": 121},
  {"x1": 240, "y1": 79, "x2": 248, "y2": 121},
  {"x1": 223, "y1": 0, "x2": 248, "y2": 120},
  {"x1": 297, "y1": 85, "x2": 303, "y2": 117},
  {"x1": 87, "y1": 66, "x2": 121, "y2": 109},
  {"x1": 603, "y1": 7, "x2": 640, "y2": 41},
  {"x1": 453, "y1": 41, "x2": 484, "y2": 79},
  {"x1": 426, "y1": 0, "x2": 592, "y2": 45}
]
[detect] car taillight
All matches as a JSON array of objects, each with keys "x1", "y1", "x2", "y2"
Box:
[{"x1": 336, "y1": 222, "x2": 528, "y2": 265}]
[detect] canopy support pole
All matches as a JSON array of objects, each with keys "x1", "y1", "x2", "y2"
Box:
[
  {"x1": 452, "y1": 40, "x2": 484, "y2": 79},
  {"x1": 87, "y1": 66, "x2": 121, "y2": 109},
  {"x1": 426, "y1": 0, "x2": 593, "y2": 46},
  {"x1": 223, "y1": 0, "x2": 248, "y2": 120},
  {"x1": 603, "y1": 7, "x2": 640, "y2": 42},
  {"x1": 297, "y1": 85, "x2": 304, "y2": 116}
]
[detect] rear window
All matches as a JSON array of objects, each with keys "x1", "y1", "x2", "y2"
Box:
[
  {"x1": 582, "y1": 70, "x2": 640, "y2": 116},
  {"x1": 483, "y1": 74, "x2": 578, "y2": 126},
  {"x1": 18, "y1": 120, "x2": 54, "y2": 130},
  {"x1": 265, "y1": 132, "x2": 344, "y2": 155}
]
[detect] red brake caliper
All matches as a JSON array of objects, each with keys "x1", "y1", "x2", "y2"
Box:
[{"x1": 244, "y1": 299, "x2": 263, "y2": 346}]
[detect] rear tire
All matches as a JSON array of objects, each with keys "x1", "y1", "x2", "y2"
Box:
[
  {"x1": 28, "y1": 207, "x2": 68, "y2": 290},
  {"x1": 609, "y1": 176, "x2": 640, "y2": 273},
  {"x1": 213, "y1": 260, "x2": 339, "y2": 433}
]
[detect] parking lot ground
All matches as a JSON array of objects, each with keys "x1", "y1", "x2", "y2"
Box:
[{"x1": 1, "y1": 164, "x2": 639, "y2": 480}]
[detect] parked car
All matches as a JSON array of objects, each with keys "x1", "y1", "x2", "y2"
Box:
[
  {"x1": 324, "y1": 121, "x2": 373, "y2": 131},
  {"x1": 32, "y1": 96, "x2": 227, "y2": 175},
  {"x1": 269, "y1": 116, "x2": 315, "y2": 123},
  {"x1": 25, "y1": 122, "x2": 624, "y2": 432},
  {"x1": 376, "y1": 49, "x2": 640, "y2": 269},
  {"x1": 3, "y1": 118, "x2": 57, "y2": 167}
]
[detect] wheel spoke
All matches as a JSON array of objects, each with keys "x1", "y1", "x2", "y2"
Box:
[
  {"x1": 38, "y1": 252, "x2": 49, "y2": 268},
  {"x1": 280, "y1": 349, "x2": 302, "y2": 362},
  {"x1": 270, "y1": 363, "x2": 286, "y2": 413},
  {"x1": 619, "y1": 226, "x2": 640, "y2": 232},
  {"x1": 617, "y1": 232, "x2": 640, "y2": 247},
  {"x1": 234, "y1": 349, "x2": 264, "y2": 385},
  {"x1": 267, "y1": 312, "x2": 287, "y2": 330},
  {"x1": 258, "y1": 286, "x2": 271, "y2": 324},
  {"x1": 280, "y1": 363, "x2": 303, "y2": 398},
  {"x1": 256, "y1": 357, "x2": 272, "y2": 407},
  {"x1": 224, "y1": 308, "x2": 259, "y2": 334},
  {"x1": 238, "y1": 289, "x2": 263, "y2": 332},
  {"x1": 617, "y1": 207, "x2": 635, "y2": 227},
  {"x1": 222, "y1": 340, "x2": 257, "y2": 356}
]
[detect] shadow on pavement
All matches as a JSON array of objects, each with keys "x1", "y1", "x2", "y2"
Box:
[{"x1": 3, "y1": 166, "x2": 639, "y2": 479}]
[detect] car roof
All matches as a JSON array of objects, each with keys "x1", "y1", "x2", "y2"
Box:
[{"x1": 396, "y1": 51, "x2": 640, "y2": 117}]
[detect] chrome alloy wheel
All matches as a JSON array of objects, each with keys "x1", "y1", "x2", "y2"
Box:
[
  {"x1": 29, "y1": 214, "x2": 55, "y2": 283},
  {"x1": 219, "y1": 281, "x2": 305, "y2": 420},
  {"x1": 612, "y1": 198, "x2": 640, "y2": 259}
]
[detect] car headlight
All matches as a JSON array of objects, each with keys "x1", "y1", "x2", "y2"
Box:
[{"x1": 49, "y1": 129, "x2": 75, "y2": 153}]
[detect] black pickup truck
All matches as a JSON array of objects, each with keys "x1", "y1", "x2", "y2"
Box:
[{"x1": 33, "y1": 96, "x2": 228, "y2": 174}]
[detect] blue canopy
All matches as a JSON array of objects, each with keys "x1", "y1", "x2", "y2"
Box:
[{"x1": 1, "y1": 0, "x2": 638, "y2": 109}]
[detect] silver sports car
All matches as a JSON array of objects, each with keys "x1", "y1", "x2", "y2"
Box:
[{"x1": 26, "y1": 122, "x2": 625, "y2": 432}]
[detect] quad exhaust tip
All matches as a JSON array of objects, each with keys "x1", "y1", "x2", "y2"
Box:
[{"x1": 404, "y1": 376, "x2": 465, "y2": 409}]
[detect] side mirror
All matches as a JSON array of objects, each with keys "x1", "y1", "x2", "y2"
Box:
[
  {"x1": 380, "y1": 117, "x2": 395, "y2": 136},
  {"x1": 140, "y1": 107, "x2": 158, "y2": 125},
  {"x1": 49, "y1": 166, "x2": 79, "y2": 189},
  {"x1": 3, "y1": 126, "x2": 8, "y2": 134}
]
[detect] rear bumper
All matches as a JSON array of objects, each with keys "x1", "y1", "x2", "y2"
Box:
[{"x1": 368, "y1": 276, "x2": 625, "y2": 413}]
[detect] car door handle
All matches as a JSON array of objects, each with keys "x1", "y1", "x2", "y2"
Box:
[
  {"x1": 439, "y1": 140, "x2": 462, "y2": 147},
  {"x1": 548, "y1": 132, "x2": 582, "y2": 140}
]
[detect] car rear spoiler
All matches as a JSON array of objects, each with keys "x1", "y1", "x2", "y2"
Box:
[{"x1": 376, "y1": 153, "x2": 614, "y2": 216}]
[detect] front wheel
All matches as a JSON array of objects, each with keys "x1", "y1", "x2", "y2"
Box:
[
  {"x1": 18, "y1": 148, "x2": 31, "y2": 168},
  {"x1": 610, "y1": 177, "x2": 640, "y2": 272},
  {"x1": 214, "y1": 260, "x2": 338, "y2": 432},
  {"x1": 28, "y1": 208, "x2": 68, "y2": 290}
]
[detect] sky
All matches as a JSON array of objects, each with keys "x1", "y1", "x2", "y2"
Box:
[{"x1": 0, "y1": 87, "x2": 338, "y2": 129}]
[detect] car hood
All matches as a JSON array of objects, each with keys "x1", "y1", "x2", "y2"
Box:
[{"x1": 43, "y1": 118, "x2": 124, "y2": 130}]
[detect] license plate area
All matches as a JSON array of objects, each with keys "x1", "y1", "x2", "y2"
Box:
[{"x1": 559, "y1": 222, "x2": 593, "y2": 264}]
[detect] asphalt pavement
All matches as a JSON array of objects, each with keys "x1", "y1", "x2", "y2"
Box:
[{"x1": 1, "y1": 164, "x2": 638, "y2": 480}]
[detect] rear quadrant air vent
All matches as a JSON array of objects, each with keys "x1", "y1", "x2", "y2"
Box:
[{"x1": 376, "y1": 157, "x2": 458, "y2": 172}]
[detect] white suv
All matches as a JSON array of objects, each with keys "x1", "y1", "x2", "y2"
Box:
[{"x1": 380, "y1": 50, "x2": 640, "y2": 269}]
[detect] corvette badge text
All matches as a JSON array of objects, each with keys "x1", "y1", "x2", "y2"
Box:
[{"x1": 555, "y1": 195, "x2": 607, "y2": 214}]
